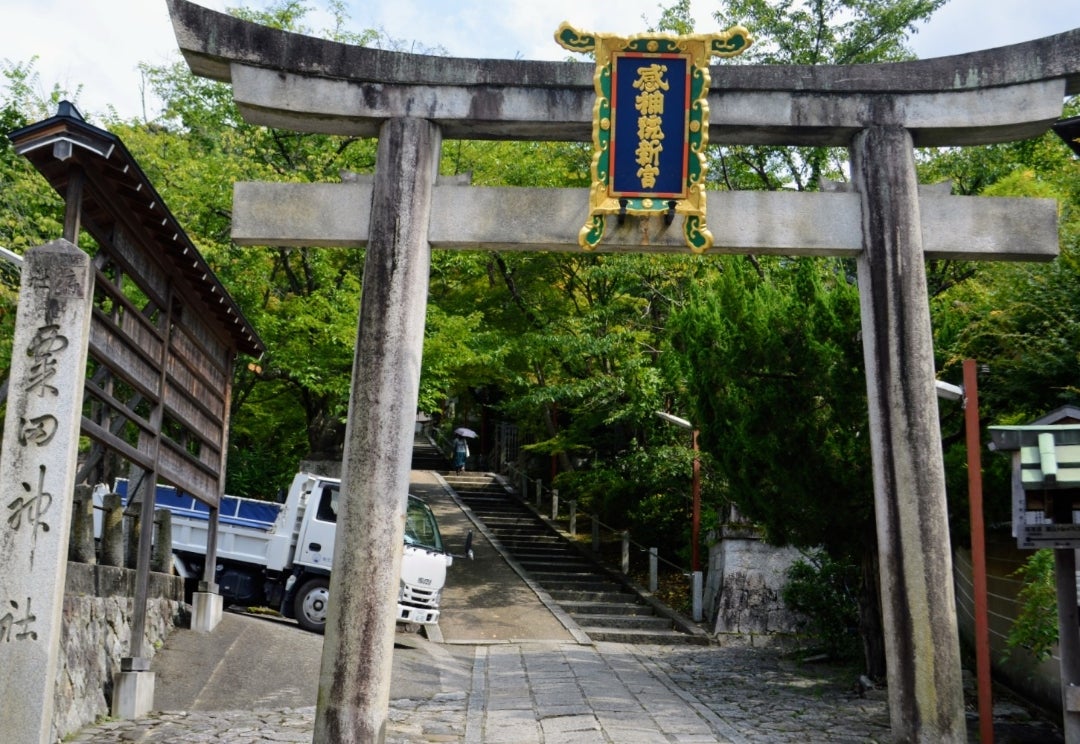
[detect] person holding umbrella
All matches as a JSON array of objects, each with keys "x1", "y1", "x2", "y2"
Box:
[{"x1": 452, "y1": 427, "x2": 476, "y2": 472}]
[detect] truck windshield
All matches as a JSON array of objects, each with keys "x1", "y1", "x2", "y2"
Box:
[
  {"x1": 405, "y1": 496, "x2": 444, "y2": 553},
  {"x1": 316, "y1": 484, "x2": 443, "y2": 553}
]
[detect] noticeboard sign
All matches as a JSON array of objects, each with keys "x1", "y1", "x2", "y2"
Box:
[{"x1": 555, "y1": 22, "x2": 752, "y2": 253}]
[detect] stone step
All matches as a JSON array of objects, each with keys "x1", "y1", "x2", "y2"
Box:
[
  {"x1": 569, "y1": 613, "x2": 673, "y2": 631},
  {"x1": 578, "y1": 626, "x2": 709, "y2": 645},
  {"x1": 482, "y1": 529, "x2": 559, "y2": 540},
  {"x1": 473, "y1": 517, "x2": 547, "y2": 528},
  {"x1": 456, "y1": 498, "x2": 514, "y2": 507},
  {"x1": 461, "y1": 511, "x2": 528, "y2": 520},
  {"x1": 479, "y1": 531, "x2": 555, "y2": 540},
  {"x1": 516, "y1": 557, "x2": 595, "y2": 569},
  {"x1": 547, "y1": 588, "x2": 640, "y2": 604},
  {"x1": 499, "y1": 543, "x2": 580, "y2": 554},
  {"x1": 556, "y1": 600, "x2": 658, "y2": 617},
  {"x1": 526, "y1": 569, "x2": 616, "y2": 582},
  {"x1": 505, "y1": 539, "x2": 577, "y2": 548},
  {"x1": 425, "y1": 458, "x2": 703, "y2": 646},
  {"x1": 490, "y1": 535, "x2": 566, "y2": 545},
  {"x1": 532, "y1": 578, "x2": 619, "y2": 593}
]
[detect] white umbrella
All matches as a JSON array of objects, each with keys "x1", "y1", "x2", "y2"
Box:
[{"x1": 454, "y1": 427, "x2": 478, "y2": 438}]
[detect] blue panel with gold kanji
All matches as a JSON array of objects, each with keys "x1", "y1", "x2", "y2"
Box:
[{"x1": 610, "y1": 53, "x2": 689, "y2": 199}]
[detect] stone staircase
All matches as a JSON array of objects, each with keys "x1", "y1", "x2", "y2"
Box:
[
  {"x1": 438, "y1": 468, "x2": 709, "y2": 645},
  {"x1": 411, "y1": 433, "x2": 449, "y2": 471}
]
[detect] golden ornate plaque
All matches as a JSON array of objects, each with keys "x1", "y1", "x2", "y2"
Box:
[{"x1": 556, "y1": 22, "x2": 752, "y2": 252}]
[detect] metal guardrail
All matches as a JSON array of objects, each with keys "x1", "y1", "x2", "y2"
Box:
[{"x1": 503, "y1": 462, "x2": 704, "y2": 620}]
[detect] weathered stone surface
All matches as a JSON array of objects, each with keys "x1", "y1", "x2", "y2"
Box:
[
  {"x1": 99, "y1": 493, "x2": 124, "y2": 567},
  {"x1": 852, "y1": 126, "x2": 965, "y2": 742},
  {"x1": 0, "y1": 239, "x2": 93, "y2": 744},
  {"x1": 316, "y1": 116, "x2": 441, "y2": 743},
  {"x1": 52, "y1": 562, "x2": 185, "y2": 742},
  {"x1": 233, "y1": 181, "x2": 1059, "y2": 261},
  {"x1": 69, "y1": 485, "x2": 96, "y2": 564},
  {"x1": 706, "y1": 532, "x2": 803, "y2": 638},
  {"x1": 168, "y1": 0, "x2": 1080, "y2": 145}
]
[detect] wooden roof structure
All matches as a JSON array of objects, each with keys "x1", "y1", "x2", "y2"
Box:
[
  {"x1": 9, "y1": 101, "x2": 262, "y2": 357},
  {"x1": 8, "y1": 101, "x2": 263, "y2": 506}
]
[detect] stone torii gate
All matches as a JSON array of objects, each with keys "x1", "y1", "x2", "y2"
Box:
[{"x1": 167, "y1": 1, "x2": 1078, "y2": 741}]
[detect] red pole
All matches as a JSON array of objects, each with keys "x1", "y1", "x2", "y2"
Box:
[
  {"x1": 691, "y1": 429, "x2": 701, "y2": 573},
  {"x1": 964, "y1": 358, "x2": 993, "y2": 743}
]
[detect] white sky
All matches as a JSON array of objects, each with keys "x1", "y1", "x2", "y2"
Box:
[{"x1": 1, "y1": 0, "x2": 1077, "y2": 122}]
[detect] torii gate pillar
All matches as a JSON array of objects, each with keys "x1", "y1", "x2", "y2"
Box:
[
  {"x1": 314, "y1": 117, "x2": 440, "y2": 742},
  {"x1": 853, "y1": 126, "x2": 964, "y2": 738}
]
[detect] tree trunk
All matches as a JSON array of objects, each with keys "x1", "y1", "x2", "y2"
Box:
[{"x1": 859, "y1": 547, "x2": 887, "y2": 680}]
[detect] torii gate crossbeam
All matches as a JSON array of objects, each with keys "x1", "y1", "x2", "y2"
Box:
[{"x1": 167, "y1": 2, "x2": 1078, "y2": 741}]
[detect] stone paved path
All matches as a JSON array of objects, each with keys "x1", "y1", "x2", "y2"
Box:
[
  {"x1": 67, "y1": 641, "x2": 873, "y2": 743},
  {"x1": 65, "y1": 638, "x2": 1062, "y2": 743}
]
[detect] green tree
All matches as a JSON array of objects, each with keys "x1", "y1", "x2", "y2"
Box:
[
  {"x1": 927, "y1": 97, "x2": 1080, "y2": 534},
  {"x1": 665, "y1": 255, "x2": 884, "y2": 670},
  {"x1": 646, "y1": 0, "x2": 950, "y2": 675},
  {"x1": 0, "y1": 59, "x2": 75, "y2": 382},
  {"x1": 706, "y1": 0, "x2": 946, "y2": 193},
  {"x1": 105, "y1": 1, "x2": 389, "y2": 495}
]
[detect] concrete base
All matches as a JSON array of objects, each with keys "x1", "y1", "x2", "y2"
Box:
[
  {"x1": 191, "y1": 591, "x2": 223, "y2": 632},
  {"x1": 706, "y1": 528, "x2": 803, "y2": 636},
  {"x1": 111, "y1": 670, "x2": 155, "y2": 718}
]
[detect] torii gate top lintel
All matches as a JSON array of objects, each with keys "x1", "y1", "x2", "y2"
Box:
[{"x1": 168, "y1": 0, "x2": 1080, "y2": 147}]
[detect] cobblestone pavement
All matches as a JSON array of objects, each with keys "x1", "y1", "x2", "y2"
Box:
[
  {"x1": 65, "y1": 639, "x2": 1062, "y2": 743},
  {"x1": 626, "y1": 643, "x2": 891, "y2": 743}
]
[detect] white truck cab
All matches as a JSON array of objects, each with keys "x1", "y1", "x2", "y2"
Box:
[{"x1": 280, "y1": 475, "x2": 456, "y2": 631}]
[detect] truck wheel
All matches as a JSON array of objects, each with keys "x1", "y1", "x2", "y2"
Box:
[{"x1": 294, "y1": 577, "x2": 330, "y2": 634}]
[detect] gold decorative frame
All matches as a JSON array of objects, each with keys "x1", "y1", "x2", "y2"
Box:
[{"x1": 556, "y1": 22, "x2": 752, "y2": 253}]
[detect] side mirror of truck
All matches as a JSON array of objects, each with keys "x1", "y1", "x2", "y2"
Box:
[{"x1": 464, "y1": 530, "x2": 474, "y2": 560}]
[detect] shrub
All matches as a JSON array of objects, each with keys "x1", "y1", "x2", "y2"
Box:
[
  {"x1": 1004, "y1": 549, "x2": 1058, "y2": 663},
  {"x1": 782, "y1": 549, "x2": 861, "y2": 660}
]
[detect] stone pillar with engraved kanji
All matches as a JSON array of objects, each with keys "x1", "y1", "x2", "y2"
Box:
[{"x1": 0, "y1": 239, "x2": 93, "y2": 744}]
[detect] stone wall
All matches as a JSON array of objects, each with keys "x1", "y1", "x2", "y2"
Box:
[
  {"x1": 706, "y1": 524, "x2": 805, "y2": 645},
  {"x1": 52, "y1": 562, "x2": 187, "y2": 741}
]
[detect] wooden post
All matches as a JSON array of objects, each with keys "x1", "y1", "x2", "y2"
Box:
[
  {"x1": 963, "y1": 359, "x2": 993, "y2": 744},
  {"x1": 1055, "y1": 547, "x2": 1080, "y2": 743}
]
